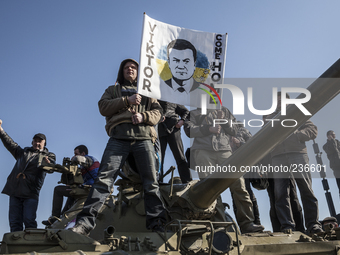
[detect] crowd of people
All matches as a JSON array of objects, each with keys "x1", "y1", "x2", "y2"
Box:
[{"x1": 0, "y1": 58, "x2": 338, "y2": 237}]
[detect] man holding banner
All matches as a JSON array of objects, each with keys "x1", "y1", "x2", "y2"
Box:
[{"x1": 70, "y1": 59, "x2": 167, "y2": 235}]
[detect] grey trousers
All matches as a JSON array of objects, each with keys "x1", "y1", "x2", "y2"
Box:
[{"x1": 272, "y1": 153, "x2": 321, "y2": 233}]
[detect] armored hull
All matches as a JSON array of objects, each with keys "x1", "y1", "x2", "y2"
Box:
[{"x1": 2, "y1": 59, "x2": 340, "y2": 255}]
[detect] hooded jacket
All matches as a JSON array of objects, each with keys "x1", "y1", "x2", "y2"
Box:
[
  {"x1": 98, "y1": 59, "x2": 162, "y2": 141},
  {"x1": 0, "y1": 130, "x2": 56, "y2": 200}
]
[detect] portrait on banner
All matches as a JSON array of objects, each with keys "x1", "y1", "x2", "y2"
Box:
[{"x1": 138, "y1": 14, "x2": 227, "y2": 108}]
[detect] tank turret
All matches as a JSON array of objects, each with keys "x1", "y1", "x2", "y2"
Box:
[{"x1": 2, "y1": 59, "x2": 340, "y2": 254}]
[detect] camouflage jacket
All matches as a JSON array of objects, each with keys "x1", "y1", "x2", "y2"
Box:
[{"x1": 184, "y1": 107, "x2": 238, "y2": 152}]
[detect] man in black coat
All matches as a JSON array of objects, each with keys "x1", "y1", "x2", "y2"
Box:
[
  {"x1": 323, "y1": 130, "x2": 340, "y2": 195},
  {"x1": 158, "y1": 101, "x2": 191, "y2": 183},
  {"x1": 0, "y1": 119, "x2": 56, "y2": 232}
]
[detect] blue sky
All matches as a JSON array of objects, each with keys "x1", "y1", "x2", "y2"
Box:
[{"x1": 1, "y1": 0, "x2": 340, "y2": 237}]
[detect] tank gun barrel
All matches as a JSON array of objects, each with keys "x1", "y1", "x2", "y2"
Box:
[{"x1": 189, "y1": 58, "x2": 340, "y2": 209}]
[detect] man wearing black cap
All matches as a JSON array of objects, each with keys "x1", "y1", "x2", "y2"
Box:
[
  {"x1": 0, "y1": 119, "x2": 56, "y2": 232},
  {"x1": 70, "y1": 59, "x2": 167, "y2": 236}
]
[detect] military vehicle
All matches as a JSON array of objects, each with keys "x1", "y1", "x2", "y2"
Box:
[{"x1": 1, "y1": 59, "x2": 340, "y2": 255}]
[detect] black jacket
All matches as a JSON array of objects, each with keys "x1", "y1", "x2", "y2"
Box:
[
  {"x1": 266, "y1": 110, "x2": 318, "y2": 157},
  {"x1": 0, "y1": 130, "x2": 56, "y2": 200},
  {"x1": 323, "y1": 138, "x2": 340, "y2": 170},
  {"x1": 158, "y1": 101, "x2": 189, "y2": 137}
]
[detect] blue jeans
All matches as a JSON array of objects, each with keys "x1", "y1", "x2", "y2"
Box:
[
  {"x1": 76, "y1": 138, "x2": 166, "y2": 230},
  {"x1": 272, "y1": 153, "x2": 321, "y2": 233},
  {"x1": 9, "y1": 196, "x2": 38, "y2": 232}
]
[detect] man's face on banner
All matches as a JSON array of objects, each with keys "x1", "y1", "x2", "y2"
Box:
[{"x1": 168, "y1": 48, "x2": 196, "y2": 81}]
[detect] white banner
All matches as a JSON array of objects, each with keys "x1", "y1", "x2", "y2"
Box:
[{"x1": 138, "y1": 14, "x2": 227, "y2": 108}]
